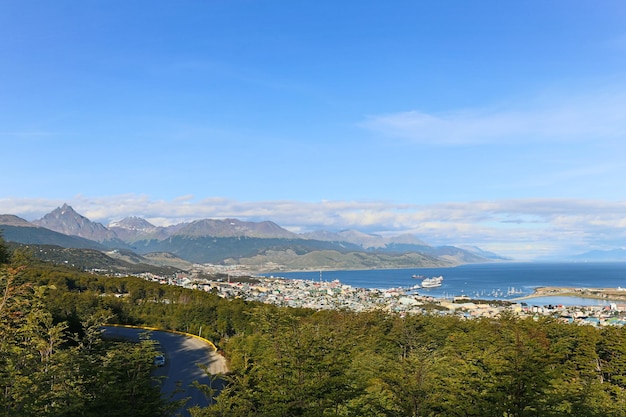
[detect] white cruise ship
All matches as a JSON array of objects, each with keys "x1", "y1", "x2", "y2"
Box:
[{"x1": 420, "y1": 276, "x2": 443, "y2": 288}]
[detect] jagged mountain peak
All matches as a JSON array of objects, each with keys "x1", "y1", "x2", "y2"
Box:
[
  {"x1": 33, "y1": 204, "x2": 118, "y2": 243},
  {"x1": 36, "y1": 204, "x2": 87, "y2": 226}
]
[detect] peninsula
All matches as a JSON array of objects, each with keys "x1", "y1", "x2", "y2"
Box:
[{"x1": 515, "y1": 286, "x2": 626, "y2": 302}]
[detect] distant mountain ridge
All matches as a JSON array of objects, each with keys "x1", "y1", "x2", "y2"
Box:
[
  {"x1": 570, "y1": 248, "x2": 626, "y2": 262},
  {"x1": 108, "y1": 216, "x2": 176, "y2": 241},
  {"x1": 0, "y1": 214, "x2": 35, "y2": 227},
  {"x1": 1, "y1": 204, "x2": 506, "y2": 270},
  {"x1": 176, "y1": 218, "x2": 298, "y2": 239},
  {"x1": 302, "y1": 230, "x2": 429, "y2": 249}
]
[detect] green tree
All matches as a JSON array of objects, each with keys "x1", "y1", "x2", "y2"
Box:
[
  {"x1": 196, "y1": 306, "x2": 362, "y2": 417},
  {"x1": 379, "y1": 345, "x2": 437, "y2": 417},
  {"x1": 0, "y1": 233, "x2": 10, "y2": 265},
  {"x1": 1, "y1": 258, "x2": 176, "y2": 416}
]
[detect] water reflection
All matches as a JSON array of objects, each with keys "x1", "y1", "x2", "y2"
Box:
[{"x1": 518, "y1": 296, "x2": 614, "y2": 307}]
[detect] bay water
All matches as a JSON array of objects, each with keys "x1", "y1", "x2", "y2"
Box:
[{"x1": 267, "y1": 262, "x2": 626, "y2": 306}]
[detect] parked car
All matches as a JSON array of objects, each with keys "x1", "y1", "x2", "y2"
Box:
[{"x1": 154, "y1": 355, "x2": 166, "y2": 367}]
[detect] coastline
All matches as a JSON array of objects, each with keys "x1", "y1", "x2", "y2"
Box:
[
  {"x1": 264, "y1": 264, "x2": 626, "y2": 306},
  {"x1": 513, "y1": 286, "x2": 626, "y2": 303}
]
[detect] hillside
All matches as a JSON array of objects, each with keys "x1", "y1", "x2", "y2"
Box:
[
  {"x1": 228, "y1": 248, "x2": 455, "y2": 271},
  {"x1": 0, "y1": 223, "x2": 107, "y2": 250},
  {"x1": 8, "y1": 242, "x2": 181, "y2": 275}
]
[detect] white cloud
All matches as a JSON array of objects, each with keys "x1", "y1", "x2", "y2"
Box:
[
  {"x1": 1, "y1": 195, "x2": 626, "y2": 260},
  {"x1": 360, "y1": 89, "x2": 626, "y2": 145}
]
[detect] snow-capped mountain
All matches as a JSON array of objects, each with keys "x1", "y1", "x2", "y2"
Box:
[
  {"x1": 108, "y1": 216, "x2": 175, "y2": 241},
  {"x1": 109, "y1": 216, "x2": 157, "y2": 232}
]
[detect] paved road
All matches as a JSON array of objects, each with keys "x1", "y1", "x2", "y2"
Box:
[{"x1": 101, "y1": 326, "x2": 228, "y2": 416}]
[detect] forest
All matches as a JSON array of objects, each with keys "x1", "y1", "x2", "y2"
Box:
[{"x1": 2, "y1": 236, "x2": 626, "y2": 416}]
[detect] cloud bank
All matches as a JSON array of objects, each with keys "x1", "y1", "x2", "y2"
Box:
[{"x1": 2, "y1": 195, "x2": 626, "y2": 260}]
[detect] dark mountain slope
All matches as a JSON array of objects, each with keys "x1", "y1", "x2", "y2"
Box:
[
  {"x1": 129, "y1": 236, "x2": 363, "y2": 264},
  {"x1": 0, "y1": 224, "x2": 107, "y2": 250},
  {"x1": 233, "y1": 248, "x2": 454, "y2": 271},
  {"x1": 7, "y1": 242, "x2": 180, "y2": 275},
  {"x1": 174, "y1": 218, "x2": 298, "y2": 239}
]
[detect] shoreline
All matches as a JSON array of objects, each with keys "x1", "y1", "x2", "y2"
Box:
[{"x1": 512, "y1": 286, "x2": 626, "y2": 303}]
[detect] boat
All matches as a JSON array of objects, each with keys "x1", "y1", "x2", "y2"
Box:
[
  {"x1": 421, "y1": 276, "x2": 443, "y2": 288},
  {"x1": 507, "y1": 286, "x2": 523, "y2": 296},
  {"x1": 412, "y1": 274, "x2": 426, "y2": 279}
]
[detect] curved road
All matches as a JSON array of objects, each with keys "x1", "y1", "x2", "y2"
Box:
[{"x1": 101, "y1": 326, "x2": 228, "y2": 416}]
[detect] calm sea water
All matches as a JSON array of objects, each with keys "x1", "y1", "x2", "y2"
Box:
[{"x1": 266, "y1": 262, "x2": 626, "y2": 306}]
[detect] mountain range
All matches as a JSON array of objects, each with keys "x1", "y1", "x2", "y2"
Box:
[
  {"x1": 569, "y1": 248, "x2": 626, "y2": 262},
  {"x1": 1, "y1": 204, "x2": 508, "y2": 272}
]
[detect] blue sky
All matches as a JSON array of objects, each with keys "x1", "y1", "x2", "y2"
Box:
[{"x1": 2, "y1": 1, "x2": 626, "y2": 259}]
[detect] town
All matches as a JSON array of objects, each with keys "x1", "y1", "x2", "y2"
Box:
[{"x1": 123, "y1": 266, "x2": 626, "y2": 328}]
